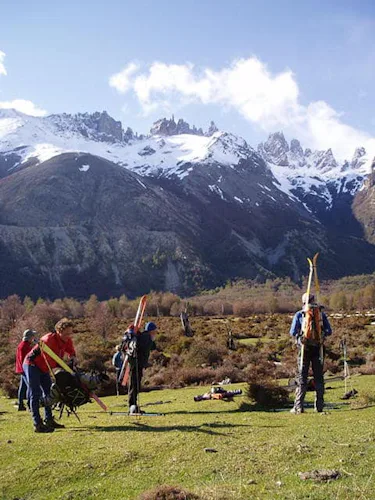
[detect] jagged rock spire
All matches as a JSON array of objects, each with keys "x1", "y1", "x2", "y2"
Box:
[
  {"x1": 207, "y1": 121, "x2": 218, "y2": 136},
  {"x1": 150, "y1": 117, "x2": 204, "y2": 136}
]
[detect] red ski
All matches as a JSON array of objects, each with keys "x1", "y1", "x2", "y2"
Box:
[{"x1": 120, "y1": 295, "x2": 147, "y2": 386}]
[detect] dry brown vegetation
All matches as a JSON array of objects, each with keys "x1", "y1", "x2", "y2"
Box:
[{"x1": 1, "y1": 275, "x2": 375, "y2": 399}]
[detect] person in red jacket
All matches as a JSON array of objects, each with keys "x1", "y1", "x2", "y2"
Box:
[
  {"x1": 15, "y1": 329, "x2": 37, "y2": 411},
  {"x1": 23, "y1": 318, "x2": 77, "y2": 433}
]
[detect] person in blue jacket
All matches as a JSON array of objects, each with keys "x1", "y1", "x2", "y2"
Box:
[{"x1": 290, "y1": 293, "x2": 332, "y2": 414}]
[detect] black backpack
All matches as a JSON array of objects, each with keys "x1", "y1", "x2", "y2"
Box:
[{"x1": 52, "y1": 370, "x2": 91, "y2": 412}]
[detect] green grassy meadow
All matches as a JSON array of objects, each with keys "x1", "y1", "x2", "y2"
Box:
[{"x1": 1, "y1": 376, "x2": 375, "y2": 500}]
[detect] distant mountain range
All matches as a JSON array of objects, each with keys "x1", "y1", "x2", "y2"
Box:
[{"x1": 0, "y1": 109, "x2": 374, "y2": 299}]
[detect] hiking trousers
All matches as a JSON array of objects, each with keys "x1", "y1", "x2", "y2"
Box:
[
  {"x1": 23, "y1": 363, "x2": 53, "y2": 426},
  {"x1": 294, "y1": 344, "x2": 324, "y2": 412},
  {"x1": 128, "y1": 362, "x2": 144, "y2": 408},
  {"x1": 18, "y1": 374, "x2": 28, "y2": 408}
]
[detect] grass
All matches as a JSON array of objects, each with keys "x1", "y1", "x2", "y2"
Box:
[
  {"x1": 1, "y1": 376, "x2": 375, "y2": 500},
  {"x1": 237, "y1": 337, "x2": 275, "y2": 346}
]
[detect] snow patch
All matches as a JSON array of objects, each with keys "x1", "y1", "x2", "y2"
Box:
[
  {"x1": 209, "y1": 184, "x2": 226, "y2": 200},
  {"x1": 79, "y1": 164, "x2": 90, "y2": 172}
]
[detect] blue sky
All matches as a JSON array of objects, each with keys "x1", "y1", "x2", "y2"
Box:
[{"x1": 1, "y1": 0, "x2": 374, "y2": 158}]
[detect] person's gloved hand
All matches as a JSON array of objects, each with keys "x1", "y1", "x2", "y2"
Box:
[{"x1": 68, "y1": 356, "x2": 78, "y2": 370}]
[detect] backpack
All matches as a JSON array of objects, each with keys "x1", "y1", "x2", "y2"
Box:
[
  {"x1": 52, "y1": 370, "x2": 91, "y2": 411},
  {"x1": 301, "y1": 303, "x2": 322, "y2": 345}
]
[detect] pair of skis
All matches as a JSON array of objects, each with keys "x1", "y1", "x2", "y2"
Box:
[
  {"x1": 300, "y1": 253, "x2": 323, "y2": 371},
  {"x1": 119, "y1": 295, "x2": 147, "y2": 387}
]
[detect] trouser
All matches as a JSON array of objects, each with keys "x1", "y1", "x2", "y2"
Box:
[
  {"x1": 128, "y1": 362, "x2": 144, "y2": 408},
  {"x1": 23, "y1": 363, "x2": 53, "y2": 426},
  {"x1": 294, "y1": 344, "x2": 324, "y2": 412},
  {"x1": 18, "y1": 374, "x2": 28, "y2": 407}
]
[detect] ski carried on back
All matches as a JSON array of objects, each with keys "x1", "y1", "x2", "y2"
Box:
[
  {"x1": 300, "y1": 253, "x2": 324, "y2": 370},
  {"x1": 119, "y1": 295, "x2": 147, "y2": 387}
]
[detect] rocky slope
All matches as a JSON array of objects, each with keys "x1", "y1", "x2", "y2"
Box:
[{"x1": 0, "y1": 110, "x2": 374, "y2": 299}]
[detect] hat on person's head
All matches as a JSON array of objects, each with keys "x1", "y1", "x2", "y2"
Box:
[
  {"x1": 23, "y1": 329, "x2": 37, "y2": 341},
  {"x1": 145, "y1": 321, "x2": 157, "y2": 332},
  {"x1": 302, "y1": 293, "x2": 315, "y2": 304}
]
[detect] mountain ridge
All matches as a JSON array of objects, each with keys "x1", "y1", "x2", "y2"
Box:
[{"x1": 1, "y1": 108, "x2": 375, "y2": 299}]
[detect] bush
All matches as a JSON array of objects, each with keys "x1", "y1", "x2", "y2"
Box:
[
  {"x1": 139, "y1": 485, "x2": 200, "y2": 500},
  {"x1": 184, "y1": 341, "x2": 225, "y2": 367},
  {"x1": 247, "y1": 380, "x2": 290, "y2": 408},
  {"x1": 176, "y1": 367, "x2": 215, "y2": 386},
  {"x1": 245, "y1": 358, "x2": 291, "y2": 408}
]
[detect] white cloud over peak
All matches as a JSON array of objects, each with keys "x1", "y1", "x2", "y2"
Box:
[
  {"x1": 0, "y1": 99, "x2": 47, "y2": 117},
  {"x1": 0, "y1": 50, "x2": 7, "y2": 76},
  {"x1": 109, "y1": 57, "x2": 375, "y2": 161},
  {"x1": 109, "y1": 62, "x2": 140, "y2": 94},
  {"x1": 0, "y1": 52, "x2": 48, "y2": 117}
]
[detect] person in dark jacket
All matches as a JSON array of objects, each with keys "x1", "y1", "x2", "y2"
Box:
[
  {"x1": 127, "y1": 322, "x2": 157, "y2": 414},
  {"x1": 112, "y1": 345, "x2": 124, "y2": 379},
  {"x1": 290, "y1": 293, "x2": 332, "y2": 414},
  {"x1": 112, "y1": 344, "x2": 124, "y2": 396},
  {"x1": 15, "y1": 329, "x2": 37, "y2": 411},
  {"x1": 23, "y1": 318, "x2": 77, "y2": 433}
]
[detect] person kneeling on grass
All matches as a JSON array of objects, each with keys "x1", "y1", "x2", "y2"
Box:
[{"x1": 23, "y1": 318, "x2": 77, "y2": 433}]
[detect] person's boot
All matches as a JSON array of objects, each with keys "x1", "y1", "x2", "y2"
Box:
[
  {"x1": 290, "y1": 407, "x2": 304, "y2": 414},
  {"x1": 129, "y1": 404, "x2": 142, "y2": 415},
  {"x1": 17, "y1": 404, "x2": 26, "y2": 411},
  {"x1": 34, "y1": 422, "x2": 55, "y2": 433},
  {"x1": 44, "y1": 418, "x2": 65, "y2": 429}
]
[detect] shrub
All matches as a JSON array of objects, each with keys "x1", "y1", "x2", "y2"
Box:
[
  {"x1": 176, "y1": 367, "x2": 215, "y2": 386},
  {"x1": 247, "y1": 379, "x2": 290, "y2": 408},
  {"x1": 245, "y1": 358, "x2": 291, "y2": 408},
  {"x1": 232, "y1": 300, "x2": 253, "y2": 317},
  {"x1": 139, "y1": 485, "x2": 200, "y2": 500},
  {"x1": 184, "y1": 341, "x2": 225, "y2": 367}
]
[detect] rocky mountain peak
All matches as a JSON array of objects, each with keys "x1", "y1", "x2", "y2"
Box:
[
  {"x1": 258, "y1": 131, "x2": 289, "y2": 166},
  {"x1": 206, "y1": 121, "x2": 219, "y2": 136},
  {"x1": 314, "y1": 148, "x2": 338, "y2": 173},
  {"x1": 351, "y1": 147, "x2": 367, "y2": 170},
  {"x1": 290, "y1": 138, "x2": 303, "y2": 156},
  {"x1": 150, "y1": 116, "x2": 204, "y2": 137},
  {"x1": 50, "y1": 110, "x2": 124, "y2": 143}
]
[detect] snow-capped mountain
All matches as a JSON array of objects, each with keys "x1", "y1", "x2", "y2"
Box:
[
  {"x1": 0, "y1": 109, "x2": 371, "y2": 209},
  {"x1": 258, "y1": 131, "x2": 370, "y2": 212},
  {"x1": 0, "y1": 110, "x2": 253, "y2": 181},
  {"x1": 0, "y1": 109, "x2": 374, "y2": 299}
]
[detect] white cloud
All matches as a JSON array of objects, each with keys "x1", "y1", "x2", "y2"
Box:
[
  {"x1": 109, "y1": 57, "x2": 375, "y2": 160},
  {"x1": 303, "y1": 101, "x2": 375, "y2": 159},
  {"x1": 0, "y1": 99, "x2": 47, "y2": 117},
  {"x1": 0, "y1": 51, "x2": 48, "y2": 117},
  {"x1": 0, "y1": 50, "x2": 7, "y2": 76},
  {"x1": 109, "y1": 62, "x2": 140, "y2": 93}
]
